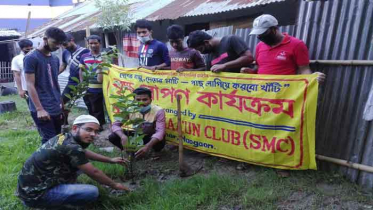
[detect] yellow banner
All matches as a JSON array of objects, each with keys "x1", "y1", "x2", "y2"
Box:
[{"x1": 103, "y1": 66, "x2": 318, "y2": 170}]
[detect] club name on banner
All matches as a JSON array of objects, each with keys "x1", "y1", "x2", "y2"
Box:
[{"x1": 103, "y1": 66, "x2": 319, "y2": 170}]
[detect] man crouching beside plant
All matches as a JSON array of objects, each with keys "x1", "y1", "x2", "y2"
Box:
[
  {"x1": 108, "y1": 87, "x2": 166, "y2": 158},
  {"x1": 16, "y1": 115, "x2": 130, "y2": 209}
]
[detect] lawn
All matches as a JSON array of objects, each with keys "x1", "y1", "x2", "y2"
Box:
[{"x1": 1, "y1": 95, "x2": 373, "y2": 210}]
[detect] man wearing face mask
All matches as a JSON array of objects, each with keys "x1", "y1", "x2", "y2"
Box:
[
  {"x1": 240, "y1": 14, "x2": 325, "y2": 175},
  {"x1": 108, "y1": 87, "x2": 166, "y2": 158},
  {"x1": 24, "y1": 27, "x2": 67, "y2": 144},
  {"x1": 11, "y1": 39, "x2": 33, "y2": 100},
  {"x1": 241, "y1": 14, "x2": 325, "y2": 82},
  {"x1": 136, "y1": 19, "x2": 170, "y2": 71},
  {"x1": 16, "y1": 115, "x2": 130, "y2": 209},
  {"x1": 188, "y1": 30, "x2": 254, "y2": 73}
]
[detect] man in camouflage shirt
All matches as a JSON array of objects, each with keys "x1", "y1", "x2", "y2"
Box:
[{"x1": 17, "y1": 115, "x2": 130, "y2": 208}]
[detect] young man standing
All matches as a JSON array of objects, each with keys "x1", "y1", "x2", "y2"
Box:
[
  {"x1": 24, "y1": 27, "x2": 66, "y2": 144},
  {"x1": 166, "y1": 24, "x2": 205, "y2": 72},
  {"x1": 59, "y1": 33, "x2": 90, "y2": 123},
  {"x1": 136, "y1": 19, "x2": 170, "y2": 71},
  {"x1": 17, "y1": 115, "x2": 129, "y2": 209},
  {"x1": 187, "y1": 30, "x2": 254, "y2": 73},
  {"x1": 79, "y1": 35, "x2": 106, "y2": 127},
  {"x1": 11, "y1": 39, "x2": 33, "y2": 100},
  {"x1": 108, "y1": 87, "x2": 166, "y2": 158},
  {"x1": 241, "y1": 14, "x2": 325, "y2": 175}
]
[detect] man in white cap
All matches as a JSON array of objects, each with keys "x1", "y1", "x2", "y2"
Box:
[
  {"x1": 241, "y1": 14, "x2": 325, "y2": 82},
  {"x1": 16, "y1": 115, "x2": 130, "y2": 208},
  {"x1": 240, "y1": 14, "x2": 325, "y2": 176}
]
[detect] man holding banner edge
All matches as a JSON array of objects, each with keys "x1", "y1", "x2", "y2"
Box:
[{"x1": 241, "y1": 14, "x2": 325, "y2": 175}]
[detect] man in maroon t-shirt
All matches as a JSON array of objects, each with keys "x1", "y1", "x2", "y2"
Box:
[
  {"x1": 241, "y1": 14, "x2": 325, "y2": 82},
  {"x1": 164, "y1": 25, "x2": 205, "y2": 72}
]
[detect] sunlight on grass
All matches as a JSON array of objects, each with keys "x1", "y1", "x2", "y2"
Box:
[{"x1": 1, "y1": 95, "x2": 373, "y2": 209}]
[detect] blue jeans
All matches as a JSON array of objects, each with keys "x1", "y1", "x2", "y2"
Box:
[{"x1": 23, "y1": 184, "x2": 99, "y2": 208}]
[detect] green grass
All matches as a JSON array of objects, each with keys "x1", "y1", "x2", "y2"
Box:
[{"x1": 1, "y1": 95, "x2": 373, "y2": 210}]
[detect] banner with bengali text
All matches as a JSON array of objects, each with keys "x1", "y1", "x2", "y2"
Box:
[{"x1": 103, "y1": 66, "x2": 318, "y2": 170}]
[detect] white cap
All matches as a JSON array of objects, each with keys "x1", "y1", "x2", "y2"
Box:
[
  {"x1": 73, "y1": 115, "x2": 100, "y2": 125},
  {"x1": 250, "y1": 14, "x2": 278, "y2": 35}
]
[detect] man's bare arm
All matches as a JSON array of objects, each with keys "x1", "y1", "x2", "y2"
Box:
[
  {"x1": 25, "y1": 73, "x2": 50, "y2": 120},
  {"x1": 78, "y1": 162, "x2": 129, "y2": 190},
  {"x1": 12, "y1": 71, "x2": 25, "y2": 98},
  {"x1": 59, "y1": 63, "x2": 67, "y2": 74}
]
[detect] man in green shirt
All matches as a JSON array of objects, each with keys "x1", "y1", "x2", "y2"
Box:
[{"x1": 17, "y1": 115, "x2": 129, "y2": 208}]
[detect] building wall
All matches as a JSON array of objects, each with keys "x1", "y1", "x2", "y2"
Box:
[{"x1": 0, "y1": 0, "x2": 73, "y2": 32}]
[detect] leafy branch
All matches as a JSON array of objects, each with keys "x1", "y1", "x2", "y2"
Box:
[{"x1": 110, "y1": 87, "x2": 145, "y2": 152}]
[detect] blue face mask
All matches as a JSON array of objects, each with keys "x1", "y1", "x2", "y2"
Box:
[
  {"x1": 137, "y1": 35, "x2": 151, "y2": 44},
  {"x1": 140, "y1": 105, "x2": 151, "y2": 115}
]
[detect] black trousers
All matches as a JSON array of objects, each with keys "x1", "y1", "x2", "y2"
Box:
[
  {"x1": 83, "y1": 92, "x2": 105, "y2": 126},
  {"x1": 108, "y1": 131, "x2": 165, "y2": 152},
  {"x1": 31, "y1": 112, "x2": 62, "y2": 144}
]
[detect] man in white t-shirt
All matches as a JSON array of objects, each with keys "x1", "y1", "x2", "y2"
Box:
[{"x1": 11, "y1": 39, "x2": 33, "y2": 99}]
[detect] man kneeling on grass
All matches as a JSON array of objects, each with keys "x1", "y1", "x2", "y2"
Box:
[
  {"x1": 108, "y1": 87, "x2": 166, "y2": 158},
  {"x1": 16, "y1": 115, "x2": 130, "y2": 209}
]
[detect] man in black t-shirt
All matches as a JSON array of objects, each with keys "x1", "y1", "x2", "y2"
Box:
[
  {"x1": 17, "y1": 115, "x2": 130, "y2": 209},
  {"x1": 188, "y1": 30, "x2": 254, "y2": 73}
]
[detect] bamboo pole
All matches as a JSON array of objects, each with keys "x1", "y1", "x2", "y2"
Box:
[
  {"x1": 310, "y1": 60, "x2": 373, "y2": 65},
  {"x1": 176, "y1": 95, "x2": 184, "y2": 171},
  {"x1": 316, "y1": 154, "x2": 373, "y2": 173},
  {"x1": 251, "y1": 60, "x2": 373, "y2": 66},
  {"x1": 176, "y1": 95, "x2": 202, "y2": 177}
]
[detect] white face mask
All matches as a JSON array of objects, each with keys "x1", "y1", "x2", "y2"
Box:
[{"x1": 138, "y1": 35, "x2": 151, "y2": 44}]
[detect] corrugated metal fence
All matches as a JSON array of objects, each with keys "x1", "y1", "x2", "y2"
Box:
[
  {"x1": 208, "y1": 0, "x2": 373, "y2": 188},
  {"x1": 297, "y1": 0, "x2": 373, "y2": 188}
]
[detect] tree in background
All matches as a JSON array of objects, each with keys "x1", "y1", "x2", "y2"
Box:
[{"x1": 94, "y1": 0, "x2": 131, "y2": 43}]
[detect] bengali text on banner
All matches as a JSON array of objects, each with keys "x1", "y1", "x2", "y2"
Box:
[{"x1": 103, "y1": 66, "x2": 319, "y2": 170}]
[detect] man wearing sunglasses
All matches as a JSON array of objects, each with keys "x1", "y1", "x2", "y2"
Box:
[
  {"x1": 108, "y1": 87, "x2": 166, "y2": 158},
  {"x1": 17, "y1": 115, "x2": 130, "y2": 209}
]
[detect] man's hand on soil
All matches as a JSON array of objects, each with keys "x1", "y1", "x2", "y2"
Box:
[
  {"x1": 110, "y1": 157, "x2": 129, "y2": 165},
  {"x1": 135, "y1": 146, "x2": 150, "y2": 158},
  {"x1": 112, "y1": 183, "x2": 131, "y2": 191}
]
